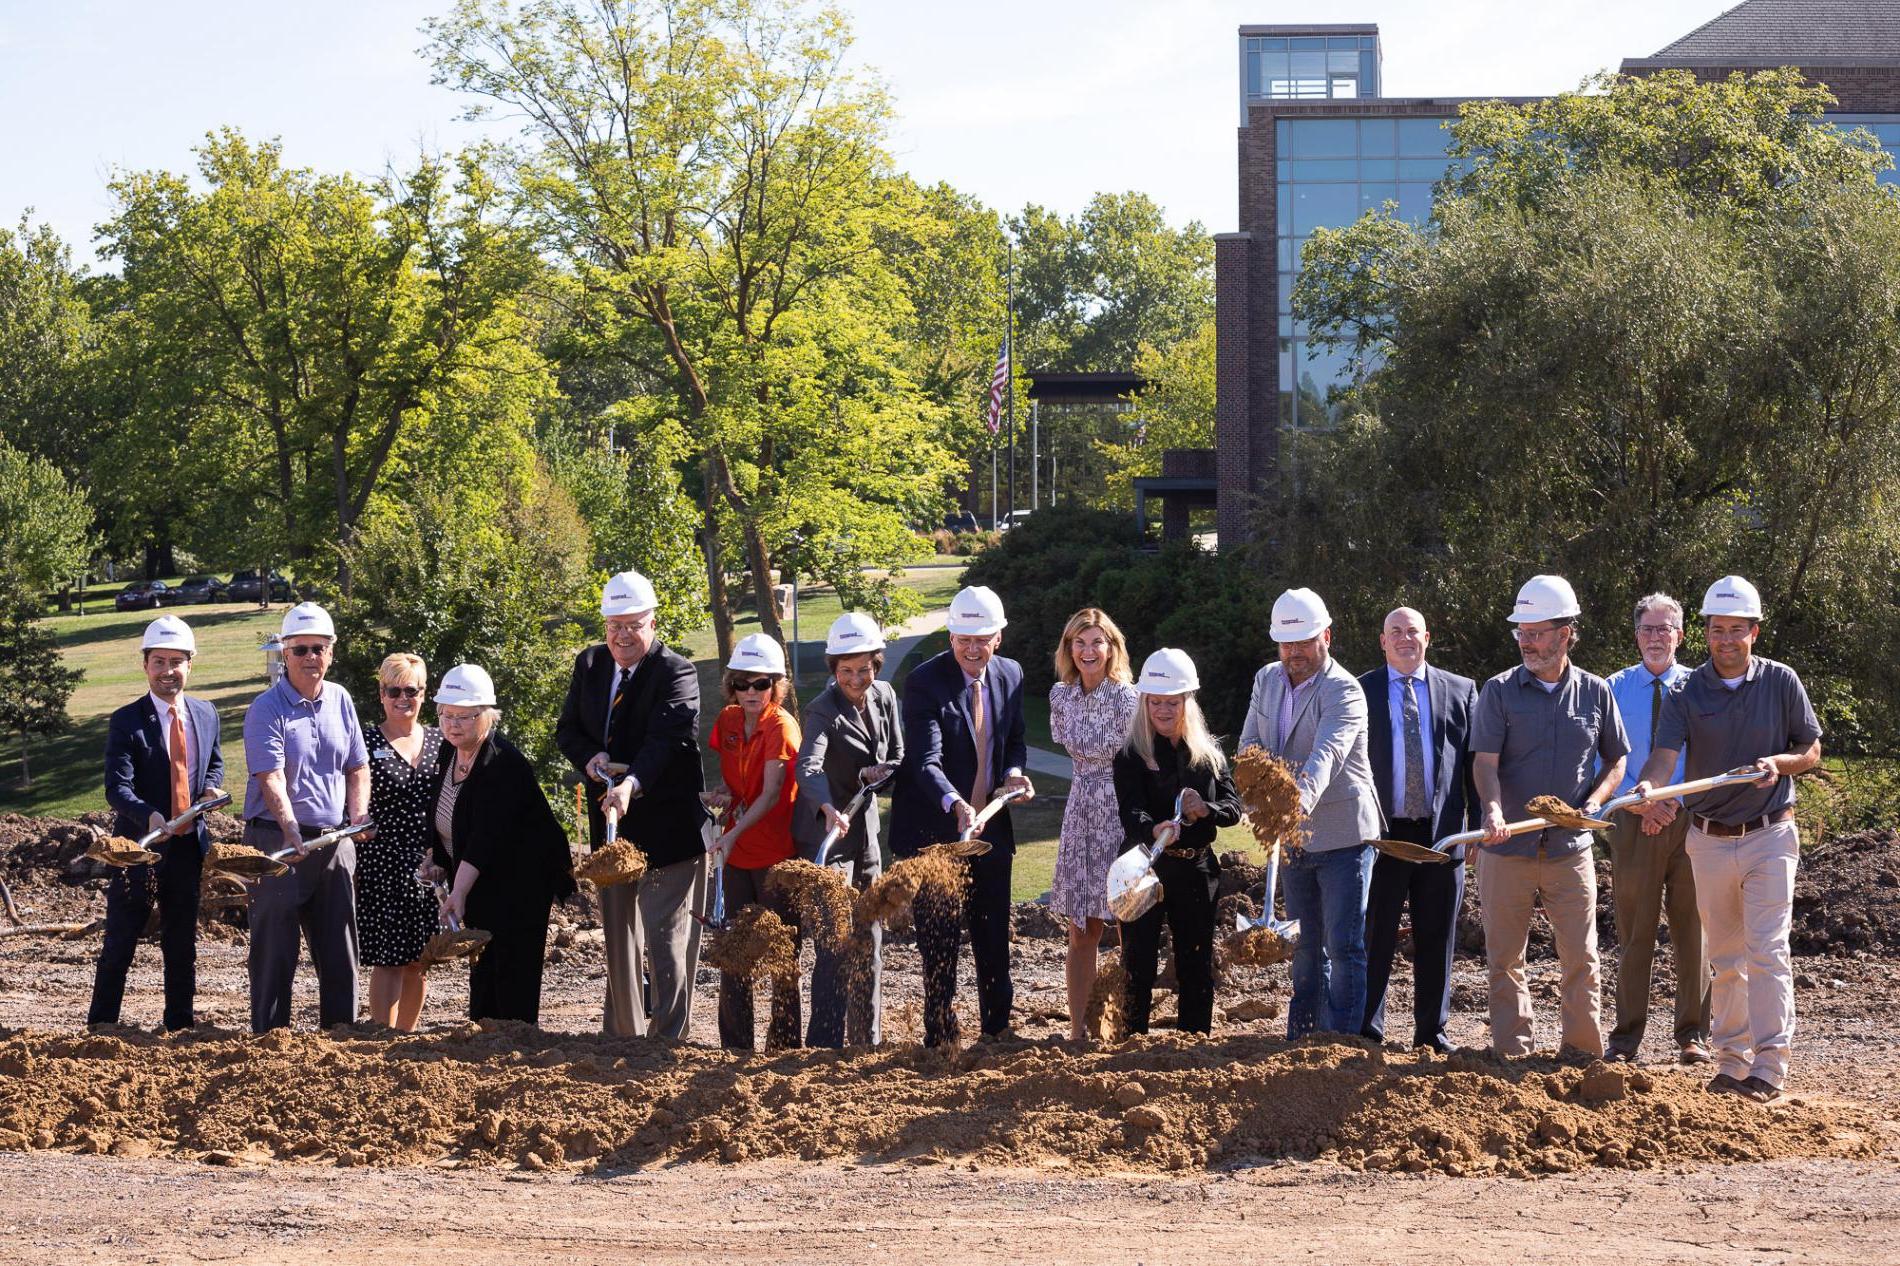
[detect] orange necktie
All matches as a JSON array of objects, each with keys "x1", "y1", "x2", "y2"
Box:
[
  {"x1": 970, "y1": 676, "x2": 991, "y2": 807},
  {"x1": 169, "y1": 705, "x2": 191, "y2": 830}
]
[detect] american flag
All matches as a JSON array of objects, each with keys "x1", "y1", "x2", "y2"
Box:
[{"x1": 985, "y1": 339, "x2": 1008, "y2": 434}]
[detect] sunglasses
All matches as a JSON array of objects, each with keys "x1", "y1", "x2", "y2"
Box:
[
  {"x1": 285, "y1": 644, "x2": 330, "y2": 658},
  {"x1": 381, "y1": 685, "x2": 423, "y2": 698},
  {"x1": 735, "y1": 677, "x2": 775, "y2": 693}
]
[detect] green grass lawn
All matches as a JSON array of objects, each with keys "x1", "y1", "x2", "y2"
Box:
[{"x1": 2, "y1": 600, "x2": 287, "y2": 818}]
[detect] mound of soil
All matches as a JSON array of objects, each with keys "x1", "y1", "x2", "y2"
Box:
[
  {"x1": 1793, "y1": 828, "x2": 1900, "y2": 955},
  {"x1": 0, "y1": 1026, "x2": 1874, "y2": 1176},
  {"x1": 0, "y1": 812, "x2": 244, "y2": 887}
]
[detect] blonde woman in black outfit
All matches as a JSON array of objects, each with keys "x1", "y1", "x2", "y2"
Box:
[{"x1": 1113, "y1": 648, "x2": 1242, "y2": 1035}]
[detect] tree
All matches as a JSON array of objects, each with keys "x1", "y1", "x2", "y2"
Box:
[
  {"x1": 0, "y1": 217, "x2": 99, "y2": 474},
  {"x1": 97, "y1": 133, "x2": 543, "y2": 594},
  {"x1": 1286, "y1": 70, "x2": 1900, "y2": 746},
  {"x1": 0, "y1": 435, "x2": 93, "y2": 595},
  {"x1": 429, "y1": 0, "x2": 959, "y2": 655},
  {"x1": 1093, "y1": 318, "x2": 1215, "y2": 508},
  {"x1": 0, "y1": 578, "x2": 80, "y2": 789}
]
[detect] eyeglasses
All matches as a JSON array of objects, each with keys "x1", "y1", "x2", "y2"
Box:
[
  {"x1": 1636, "y1": 624, "x2": 1680, "y2": 637},
  {"x1": 285, "y1": 644, "x2": 329, "y2": 658},
  {"x1": 1512, "y1": 626, "x2": 1568, "y2": 644},
  {"x1": 381, "y1": 685, "x2": 422, "y2": 698},
  {"x1": 735, "y1": 677, "x2": 775, "y2": 693}
]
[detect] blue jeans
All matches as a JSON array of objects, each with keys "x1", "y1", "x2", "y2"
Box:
[{"x1": 1282, "y1": 843, "x2": 1374, "y2": 1038}]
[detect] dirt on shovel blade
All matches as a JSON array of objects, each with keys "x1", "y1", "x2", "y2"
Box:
[
  {"x1": 573, "y1": 842, "x2": 647, "y2": 888},
  {"x1": 203, "y1": 842, "x2": 283, "y2": 878},
  {"x1": 85, "y1": 837, "x2": 156, "y2": 867},
  {"x1": 764, "y1": 859, "x2": 855, "y2": 950},
  {"x1": 1220, "y1": 925, "x2": 1295, "y2": 969},
  {"x1": 1524, "y1": 795, "x2": 1600, "y2": 829},
  {"x1": 853, "y1": 851, "x2": 968, "y2": 933},
  {"x1": 703, "y1": 905, "x2": 798, "y2": 981},
  {"x1": 1233, "y1": 749, "x2": 1303, "y2": 851}
]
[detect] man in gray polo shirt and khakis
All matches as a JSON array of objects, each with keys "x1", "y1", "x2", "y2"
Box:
[
  {"x1": 1470, "y1": 575, "x2": 1629, "y2": 1059},
  {"x1": 1627, "y1": 576, "x2": 1821, "y2": 1104}
]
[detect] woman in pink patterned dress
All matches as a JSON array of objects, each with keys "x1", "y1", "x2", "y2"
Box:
[{"x1": 1048, "y1": 608, "x2": 1139, "y2": 1041}]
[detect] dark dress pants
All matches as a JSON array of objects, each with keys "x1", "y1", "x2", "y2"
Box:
[
  {"x1": 469, "y1": 908, "x2": 552, "y2": 1026},
  {"x1": 717, "y1": 864, "x2": 803, "y2": 1050},
  {"x1": 88, "y1": 841, "x2": 203, "y2": 1031},
  {"x1": 915, "y1": 846, "x2": 1013, "y2": 1046},
  {"x1": 807, "y1": 848, "x2": 881, "y2": 1048},
  {"x1": 1121, "y1": 851, "x2": 1218, "y2": 1034},
  {"x1": 243, "y1": 821, "x2": 359, "y2": 1032},
  {"x1": 1362, "y1": 817, "x2": 1464, "y2": 1050}
]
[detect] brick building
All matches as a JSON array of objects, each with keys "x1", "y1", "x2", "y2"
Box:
[{"x1": 1194, "y1": 0, "x2": 1900, "y2": 547}]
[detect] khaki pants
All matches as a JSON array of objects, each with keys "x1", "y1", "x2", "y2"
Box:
[
  {"x1": 1478, "y1": 848, "x2": 1602, "y2": 1057},
  {"x1": 1685, "y1": 819, "x2": 1798, "y2": 1088},
  {"x1": 601, "y1": 847, "x2": 708, "y2": 1039},
  {"x1": 1607, "y1": 811, "x2": 1709, "y2": 1053}
]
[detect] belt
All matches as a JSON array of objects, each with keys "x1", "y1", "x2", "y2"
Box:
[{"x1": 1692, "y1": 807, "x2": 1792, "y2": 838}]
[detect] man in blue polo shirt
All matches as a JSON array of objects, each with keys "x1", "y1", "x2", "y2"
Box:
[
  {"x1": 1603, "y1": 593, "x2": 1710, "y2": 1066},
  {"x1": 1628, "y1": 576, "x2": 1821, "y2": 1104},
  {"x1": 242, "y1": 602, "x2": 371, "y2": 1032}
]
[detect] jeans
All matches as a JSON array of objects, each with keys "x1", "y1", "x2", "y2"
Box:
[{"x1": 1282, "y1": 843, "x2": 1373, "y2": 1037}]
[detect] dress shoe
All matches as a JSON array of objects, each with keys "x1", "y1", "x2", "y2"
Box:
[
  {"x1": 1706, "y1": 1072, "x2": 1750, "y2": 1097},
  {"x1": 1678, "y1": 1041, "x2": 1712, "y2": 1065},
  {"x1": 1739, "y1": 1075, "x2": 1782, "y2": 1103}
]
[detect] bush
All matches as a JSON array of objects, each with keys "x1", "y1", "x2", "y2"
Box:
[{"x1": 962, "y1": 506, "x2": 1274, "y2": 739}]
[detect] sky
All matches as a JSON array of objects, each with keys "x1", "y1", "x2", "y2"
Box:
[{"x1": 0, "y1": 0, "x2": 1746, "y2": 266}]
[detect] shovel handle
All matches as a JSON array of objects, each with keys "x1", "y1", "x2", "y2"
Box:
[
  {"x1": 962, "y1": 786, "x2": 1028, "y2": 840},
  {"x1": 1602, "y1": 766, "x2": 1767, "y2": 814},
  {"x1": 1435, "y1": 814, "x2": 1570, "y2": 853},
  {"x1": 603, "y1": 805, "x2": 619, "y2": 846},
  {"x1": 136, "y1": 790, "x2": 235, "y2": 848}
]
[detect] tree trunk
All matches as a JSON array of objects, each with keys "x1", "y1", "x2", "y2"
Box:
[
  {"x1": 15, "y1": 735, "x2": 30, "y2": 792},
  {"x1": 742, "y1": 520, "x2": 785, "y2": 644},
  {"x1": 699, "y1": 522, "x2": 734, "y2": 662}
]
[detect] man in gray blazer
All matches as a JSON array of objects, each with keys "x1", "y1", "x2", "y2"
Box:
[
  {"x1": 795, "y1": 613, "x2": 905, "y2": 1047},
  {"x1": 1239, "y1": 588, "x2": 1384, "y2": 1037}
]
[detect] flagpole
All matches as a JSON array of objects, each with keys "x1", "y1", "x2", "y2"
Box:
[
  {"x1": 990, "y1": 440, "x2": 998, "y2": 532},
  {"x1": 1005, "y1": 240, "x2": 1016, "y2": 527}
]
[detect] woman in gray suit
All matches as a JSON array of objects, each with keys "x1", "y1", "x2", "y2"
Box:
[{"x1": 795, "y1": 612, "x2": 904, "y2": 1047}]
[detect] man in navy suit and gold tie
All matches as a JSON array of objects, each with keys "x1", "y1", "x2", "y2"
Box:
[
  {"x1": 889, "y1": 585, "x2": 1034, "y2": 1046},
  {"x1": 89, "y1": 615, "x2": 224, "y2": 1031},
  {"x1": 1357, "y1": 607, "x2": 1478, "y2": 1053}
]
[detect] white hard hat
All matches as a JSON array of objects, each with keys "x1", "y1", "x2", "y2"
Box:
[
  {"x1": 280, "y1": 602, "x2": 336, "y2": 640},
  {"x1": 947, "y1": 585, "x2": 1007, "y2": 636},
  {"x1": 1508, "y1": 574, "x2": 1581, "y2": 624},
  {"x1": 601, "y1": 570, "x2": 658, "y2": 617},
  {"x1": 1137, "y1": 647, "x2": 1200, "y2": 696},
  {"x1": 1270, "y1": 588, "x2": 1332, "y2": 642},
  {"x1": 825, "y1": 612, "x2": 886, "y2": 655},
  {"x1": 141, "y1": 615, "x2": 195, "y2": 654},
  {"x1": 726, "y1": 633, "x2": 786, "y2": 675},
  {"x1": 434, "y1": 663, "x2": 498, "y2": 708},
  {"x1": 1701, "y1": 575, "x2": 1763, "y2": 620}
]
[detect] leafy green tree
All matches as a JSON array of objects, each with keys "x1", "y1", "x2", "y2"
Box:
[
  {"x1": 0, "y1": 217, "x2": 99, "y2": 474},
  {"x1": 429, "y1": 0, "x2": 958, "y2": 654},
  {"x1": 1093, "y1": 318, "x2": 1215, "y2": 507},
  {"x1": 0, "y1": 435, "x2": 93, "y2": 595},
  {"x1": 1287, "y1": 69, "x2": 1900, "y2": 747},
  {"x1": 0, "y1": 578, "x2": 81, "y2": 789},
  {"x1": 97, "y1": 134, "x2": 543, "y2": 594}
]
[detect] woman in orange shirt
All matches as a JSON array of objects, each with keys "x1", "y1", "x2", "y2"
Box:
[{"x1": 706, "y1": 633, "x2": 801, "y2": 1050}]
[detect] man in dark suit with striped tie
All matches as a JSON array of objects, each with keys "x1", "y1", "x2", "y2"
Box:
[
  {"x1": 1357, "y1": 607, "x2": 1478, "y2": 1053},
  {"x1": 89, "y1": 616, "x2": 224, "y2": 1031}
]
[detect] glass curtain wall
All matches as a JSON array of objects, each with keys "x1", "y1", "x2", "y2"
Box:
[
  {"x1": 1245, "y1": 35, "x2": 1379, "y2": 102},
  {"x1": 1275, "y1": 115, "x2": 1463, "y2": 429}
]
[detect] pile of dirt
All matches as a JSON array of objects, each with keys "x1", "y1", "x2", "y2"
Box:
[
  {"x1": 1221, "y1": 925, "x2": 1295, "y2": 969},
  {"x1": 0, "y1": 812, "x2": 244, "y2": 887},
  {"x1": 1792, "y1": 828, "x2": 1900, "y2": 955},
  {"x1": 0, "y1": 1026, "x2": 1874, "y2": 1176},
  {"x1": 1233, "y1": 750, "x2": 1302, "y2": 851}
]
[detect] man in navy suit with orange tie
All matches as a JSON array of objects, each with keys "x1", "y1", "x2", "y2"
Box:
[
  {"x1": 889, "y1": 586, "x2": 1034, "y2": 1046},
  {"x1": 89, "y1": 615, "x2": 224, "y2": 1031}
]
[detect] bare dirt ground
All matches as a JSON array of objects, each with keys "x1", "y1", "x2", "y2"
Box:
[{"x1": 1, "y1": 818, "x2": 1897, "y2": 1263}]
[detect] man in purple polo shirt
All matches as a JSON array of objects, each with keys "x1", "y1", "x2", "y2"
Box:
[{"x1": 242, "y1": 602, "x2": 370, "y2": 1032}]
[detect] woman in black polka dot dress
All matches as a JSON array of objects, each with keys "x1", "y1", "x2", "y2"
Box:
[{"x1": 359, "y1": 652, "x2": 442, "y2": 1030}]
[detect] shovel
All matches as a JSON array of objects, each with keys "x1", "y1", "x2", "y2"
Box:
[
  {"x1": 1601, "y1": 766, "x2": 1769, "y2": 815},
  {"x1": 134, "y1": 790, "x2": 234, "y2": 850},
  {"x1": 1433, "y1": 798, "x2": 1612, "y2": 854},
  {"x1": 1234, "y1": 838, "x2": 1304, "y2": 948},
  {"x1": 262, "y1": 820, "x2": 375, "y2": 866},
  {"x1": 691, "y1": 800, "x2": 741, "y2": 931},
  {"x1": 924, "y1": 786, "x2": 1028, "y2": 860},
  {"x1": 812, "y1": 771, "x2": 894, "y2": 869},
  {"x1": 1106, "y1": 792, "x2": 1187, "y2": 923},
  {"x1": 423, "y1": 879, "x2": 492, "y2": 964}
]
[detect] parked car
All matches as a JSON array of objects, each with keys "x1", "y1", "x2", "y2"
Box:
[
  {"x1": 114, "y1": 580, "x2": 173, "y2": 611},
  {"x1": 174, "y1": 575, "x2": 227, "y2": 604},
  {"x1": 226, "y1": 570, "x2": 296, "y2": 603},
  {"x1": 942, "y1": 510, "x2": 980, "y2": 534}
]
